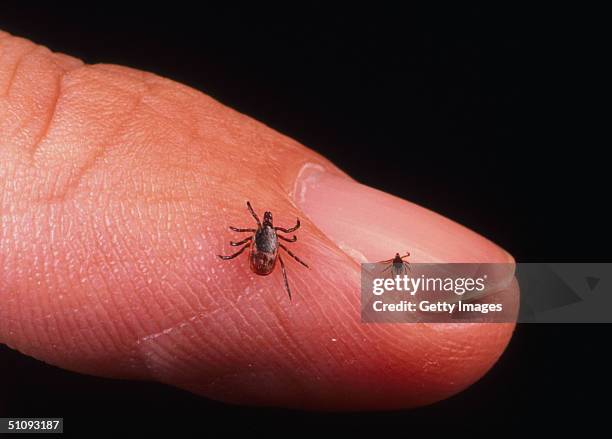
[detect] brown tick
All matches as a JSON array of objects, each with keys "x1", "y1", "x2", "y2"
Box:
[
  {"x1": 218, "y1": 201, "x2": 309, "y2": 300},
  {"x1": 379, "y1": 252, "x2": 411, "y2": 276}
]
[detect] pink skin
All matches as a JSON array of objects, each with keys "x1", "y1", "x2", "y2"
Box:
[{"x1": 0, "y1": 30, "x2": 517, "y2": 410}]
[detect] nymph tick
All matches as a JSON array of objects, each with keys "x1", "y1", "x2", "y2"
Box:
[{"x1": 379, "y1": 252, "x2": 411, "y2": 276}]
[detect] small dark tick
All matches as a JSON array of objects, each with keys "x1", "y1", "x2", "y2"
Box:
[
  {"x1": 379, "y1": 252, "x2": 411, "y2": 276},
  {"x1": 218, "y1": 201, "x2": 309, "y2": 300}
]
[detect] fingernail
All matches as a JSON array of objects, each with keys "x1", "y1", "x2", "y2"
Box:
[{"x1": 292, "y1": 164, "x2": 514, "y2": 266}]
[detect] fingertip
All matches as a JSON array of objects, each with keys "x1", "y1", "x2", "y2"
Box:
[{"x1": 293, "y1": 166, "x2": 512, "y2": 266}]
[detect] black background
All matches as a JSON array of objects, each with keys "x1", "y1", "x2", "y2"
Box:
[{"x1": 0, "y1": 4, "x2": 607, "y2": 436}]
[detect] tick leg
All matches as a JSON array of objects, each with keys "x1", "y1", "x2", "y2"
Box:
[
  {"x1": 403, "y1": 261, "x2": 411, "y2": 272},
  {"x1": 278, "y1": 234, "x2": 297, "y2": 242},
  {"x1": 278, "y1": 255, "x2": 292, "y2": 301},
  {"x1": 378, "y1": 258, "x2": 394, "y2": 264},
  {"x1": 229, "y1": 226, "x2": 256, "y2": 233},
  {"x1": 382, "y1": 264, "x2": 393, "y2": 272},
  {"x1": 274, "y1": 218, "x2": 300, "y2": 233},
  {"x1": 246, "y1": 201, "x2": 262, "y2": 227},
  {"x1": 279, "y1": 243, "x2": 309, "y2": 268},
  {"x1": 218, "y1": 243, "x2": 249, "y2": 260},
  {"x1": 230, "y1": 236, "x2": 253, "y2": 246}
]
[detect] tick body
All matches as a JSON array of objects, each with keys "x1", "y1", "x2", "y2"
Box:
[
  {"x1": 218, "y1": 201, "x2": 309, "y2": 300},
  {"x1": 379, "y1": 252, "x2": 411, "y2": 276}
]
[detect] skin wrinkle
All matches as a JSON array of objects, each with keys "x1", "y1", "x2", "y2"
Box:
[
  {"x1": 98, "y1": 203, "x2": 155, "y2": 350},
  {"x1": 292, "y1": 266, "x2": 369, "y2": 387},
  {"x1": 1, "y1": 45, "x2": 84, "y2": 190},
  {"x1": 47, "y1": 53, "x2": 84, "y2": 72},
  {"x1": 0, "y1": 212, "x2": 6, "y2": 339},
  {"x1": 135, "y1": 200, "x2": 215, "y2": 334},
  {"x1": 65, "y1": 254, "x2": 119, "y2": 358},
  {"x1": 200, "y1": 265, "x2": 299, "y2": 378},
  {"x1": 0, "y1": 159, "x2": 14, "y2": 210},
  {"x1": 141, "y1": 310, "x2": 248, "y2": 381},
  {"x1": 88, "y1": 65, "x2": 227, "y2": 146},
  {"x1": 90, "y1": 199, "x2": 150, "y2": 354},
  {"x1": 31, "y1": 78, "x2": 147, "y2": 205},
  {"x1": 298, "y1": 271, "x2": 366, "y2": 377},
  {"x1": 245, "y1": 298, "x2": 310, "y2": 380},
  {"x1": 40, "y1": 229, "x2": 71, "y2": 356},
  {"x1": 28, "y1": 71, "x2": 62, "y2": 156},
  {"x1": 4, "y1": 218, "x2": 27, "y2": 351},
  {"x1": 108, "y1": 123, "x2": 206, "y2": 205},
  {"x1": 58, "y1": 204, "x2": 121, "y2": 358},
  {"x1": 136, "y1": 287, "x2": 219, "y2": 375},
  {"x1": 140, "y1": 318, "x2": 210, "y2": 375},
  {"x1": 18, "y1": 209, "x2": 65, "y2": 354},
  {"x1": 89, "y1": 65, "x2": 194, "y2": 109},
  {"x1": 155, "y1": 264, "x2": 237, "y2": 372},
  {"x1": 64, "y1": 202, "x2": 128, "y2": 355},
  {"x1": 168, "y1": 332, "x2": 251, "y2": 390},
  {"x1": 186, "y1": 277, "x2": 242, "y2": 368},
  {"x1": 138, "y1": 334, "x2": 195, "y2": 380},
  {"x1": 286, "y1": 287, "x2": 348, "y2": 380},
  {"x1": 147, "y1": 332, "x2": 205, "y2": 379},
  {"x1": 111, "y1": 204, "x2": 175, "y2": 350},
  {"x1": 0, "y1": 41, "x2": 38, "y2": 98},
  {"x1": 47, "y1": 205, "x2": 94, "y2": 350},
  {"x1": 33, "y1": 205, "x2": 74, "y2": 360},
  {"x1": 416, "y1": 329, "x2": 494, "y2": 381},
  {"x1": 333, "y1": 314, "x2": 393, "y2": 389},
  {"x1": 294, "y1": 251, "x2": 352, "y2": 351},
  {"x1": 214, "y1": 294, "x2": 264, "y2": 359},
  {"x1": 16, "y1": 219, "x2": 40, "y2": 351},
  {"x1": 2, "y1": 247, "x2": 14, "y2": 349},
  {"x1": 137, "y1": 203, "x2": 191, "y2": 334},
  {"x1": 127, "y1": 200, "x2": 195, "y2": 332},
  {"x1": 157, "y1": 307, "x2": 231, "y2": 374},
  {"x1": 383, "y1": 319, "x2": 513, "y2": 380},
  {"x1": 195, "y1": 307, "x2": 254, "y2": 372}
]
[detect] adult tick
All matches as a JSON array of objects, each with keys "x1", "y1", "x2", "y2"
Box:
[{"x1": 218, "y1": 201, "x2": 309, "y2": 300}]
